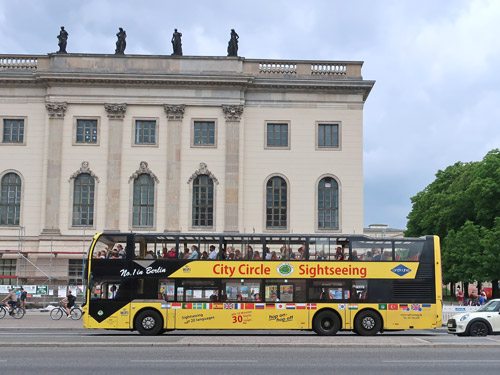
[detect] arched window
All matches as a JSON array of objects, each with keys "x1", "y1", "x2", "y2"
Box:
[
  {"x1": 133, "y1": 174, "x2": 155, "y2": 227},
  {"x1": 0, "y1": 172, "x2": 21, "y2": 226},
  {"x1": 318, "y1": 177, "x2": 339, "y2": 230},
  {"x1": 192, "y1": 175, "x2": 214, "y2": 227},
  {"x1": 72, "y1": 173, "x2": 95, "y2": 226},
  {"x1": 266, "y1": 176, "x2": 287, "y2": 229}
]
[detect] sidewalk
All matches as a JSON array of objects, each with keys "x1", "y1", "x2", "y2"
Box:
[{"x1": 0, "y1": 310, "x2": 83, "y2": 330}]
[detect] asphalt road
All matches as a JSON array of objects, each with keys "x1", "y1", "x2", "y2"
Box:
[{"x1": 1, "y1": 346, "x2": 500, "y2": 375}]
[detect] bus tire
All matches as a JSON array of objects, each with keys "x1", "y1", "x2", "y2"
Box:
[
  {"x1": 136, "y1": 310, "x2": 163, "y2": 336},
  {"x1": 354, "y1": 310, "x2": 382, "y2": 336},
  {"x1": 313, "y1": 310, "x2": 341, "y2": 336}
]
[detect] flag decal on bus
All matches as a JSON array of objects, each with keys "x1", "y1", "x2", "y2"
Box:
[{"x1": 391, "y1": 264, "x2": 411, "y2": 277}]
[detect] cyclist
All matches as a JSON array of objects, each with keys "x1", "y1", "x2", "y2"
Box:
[
  {"x1": 61, "y1": 290, "x2": 76, "y2": 318},
  {"x1": 1, "y1": 289, "x2": 18, "y2": 315}
]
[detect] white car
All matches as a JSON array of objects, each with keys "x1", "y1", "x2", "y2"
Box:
[{"x1": 447, "y1": 299, "x2": 500, "y2": 336}]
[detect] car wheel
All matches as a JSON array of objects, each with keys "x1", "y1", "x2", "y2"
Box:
[
  {"x1": 469, "y1": 321, "x2": 488, "y2": 337},
  {"x1": 313, "y1": 310, "x2": 341, "y2": 336}
]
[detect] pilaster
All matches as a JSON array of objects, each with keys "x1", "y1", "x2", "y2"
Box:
[
  {"x1": 42, "y1": 101, "x2": 67, "y2": 235},
  {"x1": 163, "y1": 104, "x2": 185, "y2": 232},
  {"x1": 103, "y1": 103, "x2": 126, "y2": 231},
  {"x1": 222, "y1": 105, "x2": 244, "y2": 233}
]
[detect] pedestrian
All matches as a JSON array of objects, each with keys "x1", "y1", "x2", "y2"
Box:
[
  {"x1": 20, "y1": 287, "x2": 27, "y2": 312},
  {"x1": 456, "y1": 286, "x2": 464, "y2": 305}
]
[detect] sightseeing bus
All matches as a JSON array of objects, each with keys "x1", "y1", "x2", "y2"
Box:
[{"x1": 82, "y1": 233, "x2": 442, "y2": 335}]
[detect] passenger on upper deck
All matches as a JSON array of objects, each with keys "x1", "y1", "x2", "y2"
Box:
[
  {"x1": 208, "y1": 245, "x2": 218, "y2": 260},
  {"x1": 335, "y1": 247, "x2": 344, "y2": 260},
  {"x1": 246, "y1": 245, "x2": 253, "y2": 260},
  {"x1": 271, "y1": 251, "x2": 278, "y2": 260},
  {"x1": 201, "y1": 251, "x2": 208, "y2": 259},
  {"x1": 351, "y1": 250, "x2": 359, "y2": 261},
  {"x1": 296, "y1": 244, "x2": 306, "y2": 260},
  {"x1": 234, "y1": 249, "x2": 242, "y2": 260},
  {"x1": 227, "y1": 247, "x2": 235, "y2": 260},
  {"x1": 188, "y1": 245, "x2": 200, "y2": 260},
  {"x1": 253, "y1": 251, "x2": 262, "y2": 260},
  {"x1": 167, "y1": 247, "x2": 176, "y2": 259},
  {"x1": 372, "y1": 248, "x2": 381, "y2": 261},
  {"x1": 161, "y1": 248, "x2": 168, "y2": 258}
]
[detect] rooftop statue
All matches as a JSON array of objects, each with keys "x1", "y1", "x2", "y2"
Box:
[
  {"x1": 115, "y1": 27, "x2": 127, "y2": 55},
  {"x1": 57, "y1": 26, "x2": 68, "y2": 54},
  {"x1": 227, "y1": 29, "x2": 239, "y2": 57},
  {"x1": 171, "y1": 28, "x2": 183, "y2": 56}
]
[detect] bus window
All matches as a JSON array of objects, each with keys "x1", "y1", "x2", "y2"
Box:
[
  {"x1": 309, "y1": 237, "x2": 343, "y2": 260},
  {"x1": 351, "y1": 240, "x2": 393, "y2": 261},
  {"x1": 224, "y1": 280, "x2": 261, "y2": 301},
  {"x1": 309, "y1": 280, "x2": 348, "y2": 301},
  {"x1": 265, "y1": 280, "x2": 305, "y2": 302},
  {"x1": 93, "y1": 234, "x2": 128, "y2": 259},
  {"x1": 159, "y1": 280, "x2": 175, "y2": 300},
  {"x1": 351, "y1": 280, "x2": 367, "y2": 300},
  {"x1": 395, "y1": 241, "x2": 424, "y2": 261}
]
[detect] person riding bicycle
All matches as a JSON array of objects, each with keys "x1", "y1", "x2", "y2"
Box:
[
  {"x1": 1, "y1": 289, "x2": 18, "y2": 315},
  {"x1": 61, "y1": 290, "x2": 76, "y2": 317}
]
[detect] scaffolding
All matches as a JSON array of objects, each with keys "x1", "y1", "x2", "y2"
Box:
[{"x1": 0, "y1": 227, "x2": 89, "y2": 306}]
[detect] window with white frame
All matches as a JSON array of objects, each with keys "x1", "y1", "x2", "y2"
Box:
[
  {"x1": 193, "y1": 121, "x2": 215, "y2": 146},
  {"x1": 133, "y1": 174, "x2": 155, "y2": 227},
  {"x1": 0, "y1": 173, "x2": 21, "y2": 226},
  {"x1": 266, "y1": 122, "x2": 289, "y2": 148},
  {"x1": 318, "y1": 177, "x2": 339, "y2": 230},
  {"x1": 317, "y1": 123, "x2": 339, "y2": 148},
  {"x1": 2, "y1": 119, "x2": 24, "y2": 144},
  {"x1": 68, "y1": 259, "x2": 84, "y2": 285},
  {"x1": 0, "y1": 259, "x2": 16, "y2": 285},
  {"x1": 266, "y1": 176, "x2": 287, "y2": 229},
  {"x1": 135, "y1": 120, "x2": 157, "y2": 145},
  {"x1": 76, "y1": 119, "x2": 98, "y2": 144},
  {"x1": 72, "y1": 173, "x2": 95, "y2": 227},
  {"x1": 192, "y1": 175, "x2": 214, "y2": 227}
]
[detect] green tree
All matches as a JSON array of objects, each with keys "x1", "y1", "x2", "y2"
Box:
[{"x1": 406, "y1": 149, "x2": 500, "y2": 297}]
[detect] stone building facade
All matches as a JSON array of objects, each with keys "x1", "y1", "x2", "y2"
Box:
[{"x1": 0, "y1": 54, "x2": 374, "y2": 285}]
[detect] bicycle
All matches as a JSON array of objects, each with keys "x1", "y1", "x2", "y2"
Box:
[
  {"x1": 0, "y1": 302, "x2": 25, "y2": 319},
  {"x1": 50, "y1": 303, "x2": 82, "y2": 320}
]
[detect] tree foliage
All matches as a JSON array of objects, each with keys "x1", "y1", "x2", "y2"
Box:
[{"x1": 405, "y1": 149, "x2": 500, "y2": 292}]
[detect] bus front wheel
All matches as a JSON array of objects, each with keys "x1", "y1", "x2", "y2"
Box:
[
  {"x1": 354, "y1": 310, "x2": 382, "y2": 336},
  {"x1": 135, "y1": 310, "x2": 163, "y2": 336},
  {"x1": 313, "y1": 310, "x2": 341, "y2": 336}
]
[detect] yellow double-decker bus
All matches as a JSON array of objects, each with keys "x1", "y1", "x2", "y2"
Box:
[{"x1": 82, "y1": 233, "x2": 442, "y2": 335}]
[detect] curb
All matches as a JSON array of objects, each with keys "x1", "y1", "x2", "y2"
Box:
[{"x1": 1, "y1": 342, "x2": 500, "y2": 348}]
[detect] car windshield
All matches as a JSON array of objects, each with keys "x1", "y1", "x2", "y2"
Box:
[{"x1": 477, "y1": 300, "x2": 500, "y2": 312}]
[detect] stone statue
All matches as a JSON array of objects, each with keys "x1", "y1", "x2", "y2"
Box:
[
  {"x1": 57, "y1": 26, "x2": 68, "y2": 54},
  {"x1": 115, "y1": 27, "x2": 127, "y2": 55},
  {"x1": 227, "y1": 29, "x2": 239, "y2": 57},
  {"x1": 171, "y1": 28, "x2": 183, "y2": 56}
]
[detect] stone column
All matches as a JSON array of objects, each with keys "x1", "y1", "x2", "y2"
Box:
[
  {"x1": 42, "y1": 102, "x2": 67, "y2": 234},
  {"x1": 163, "y1": 104, "x2": 185, "y2": 232},
  {"x1": 222, "y1": 105, "x2": 244, "y2": 233},
  {"x1": 103, "y1": 103, "x2": 126, "y2": 231}
]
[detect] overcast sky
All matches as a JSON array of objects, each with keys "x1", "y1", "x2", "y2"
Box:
[{"x1": 1, "y1": 0, "x2": 499, "y2": 230}]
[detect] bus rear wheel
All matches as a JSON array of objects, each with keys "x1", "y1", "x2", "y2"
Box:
[
  {"x1": 354, "y1": 310, "x2": 382, "y2": 336},
  {"x1": 136, "y1": 310, "x2": 163, "y2": 336},
  {"x1": 313, "y1": 310, "x2": 341, "y2": 336}
]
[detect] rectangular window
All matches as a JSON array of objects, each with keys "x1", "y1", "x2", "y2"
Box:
[
  {"x1": 2, "y1": 119, "x2": 24, "y2": 143},
  {"x1": 266, "y1": 123, "x2": 288, "y2": 147},
  {"x1": 0, "y1": 259, "x2": 16, "y2": 285},
  {"x1": 135, "y1": 120, "x2": 157, "y2": 145},
  {"x1": 68, "y1": 259, "x2": 84, "y2": 285},
  {"x1": 193, "y1": 121, "x2": 215, "y2": 146},
  {"x1": 318, "y1": 123, "x2": 339, "y2": 148},
  {"x1": 76, "y1": 119, "x2": 98, "y2": 143}
]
